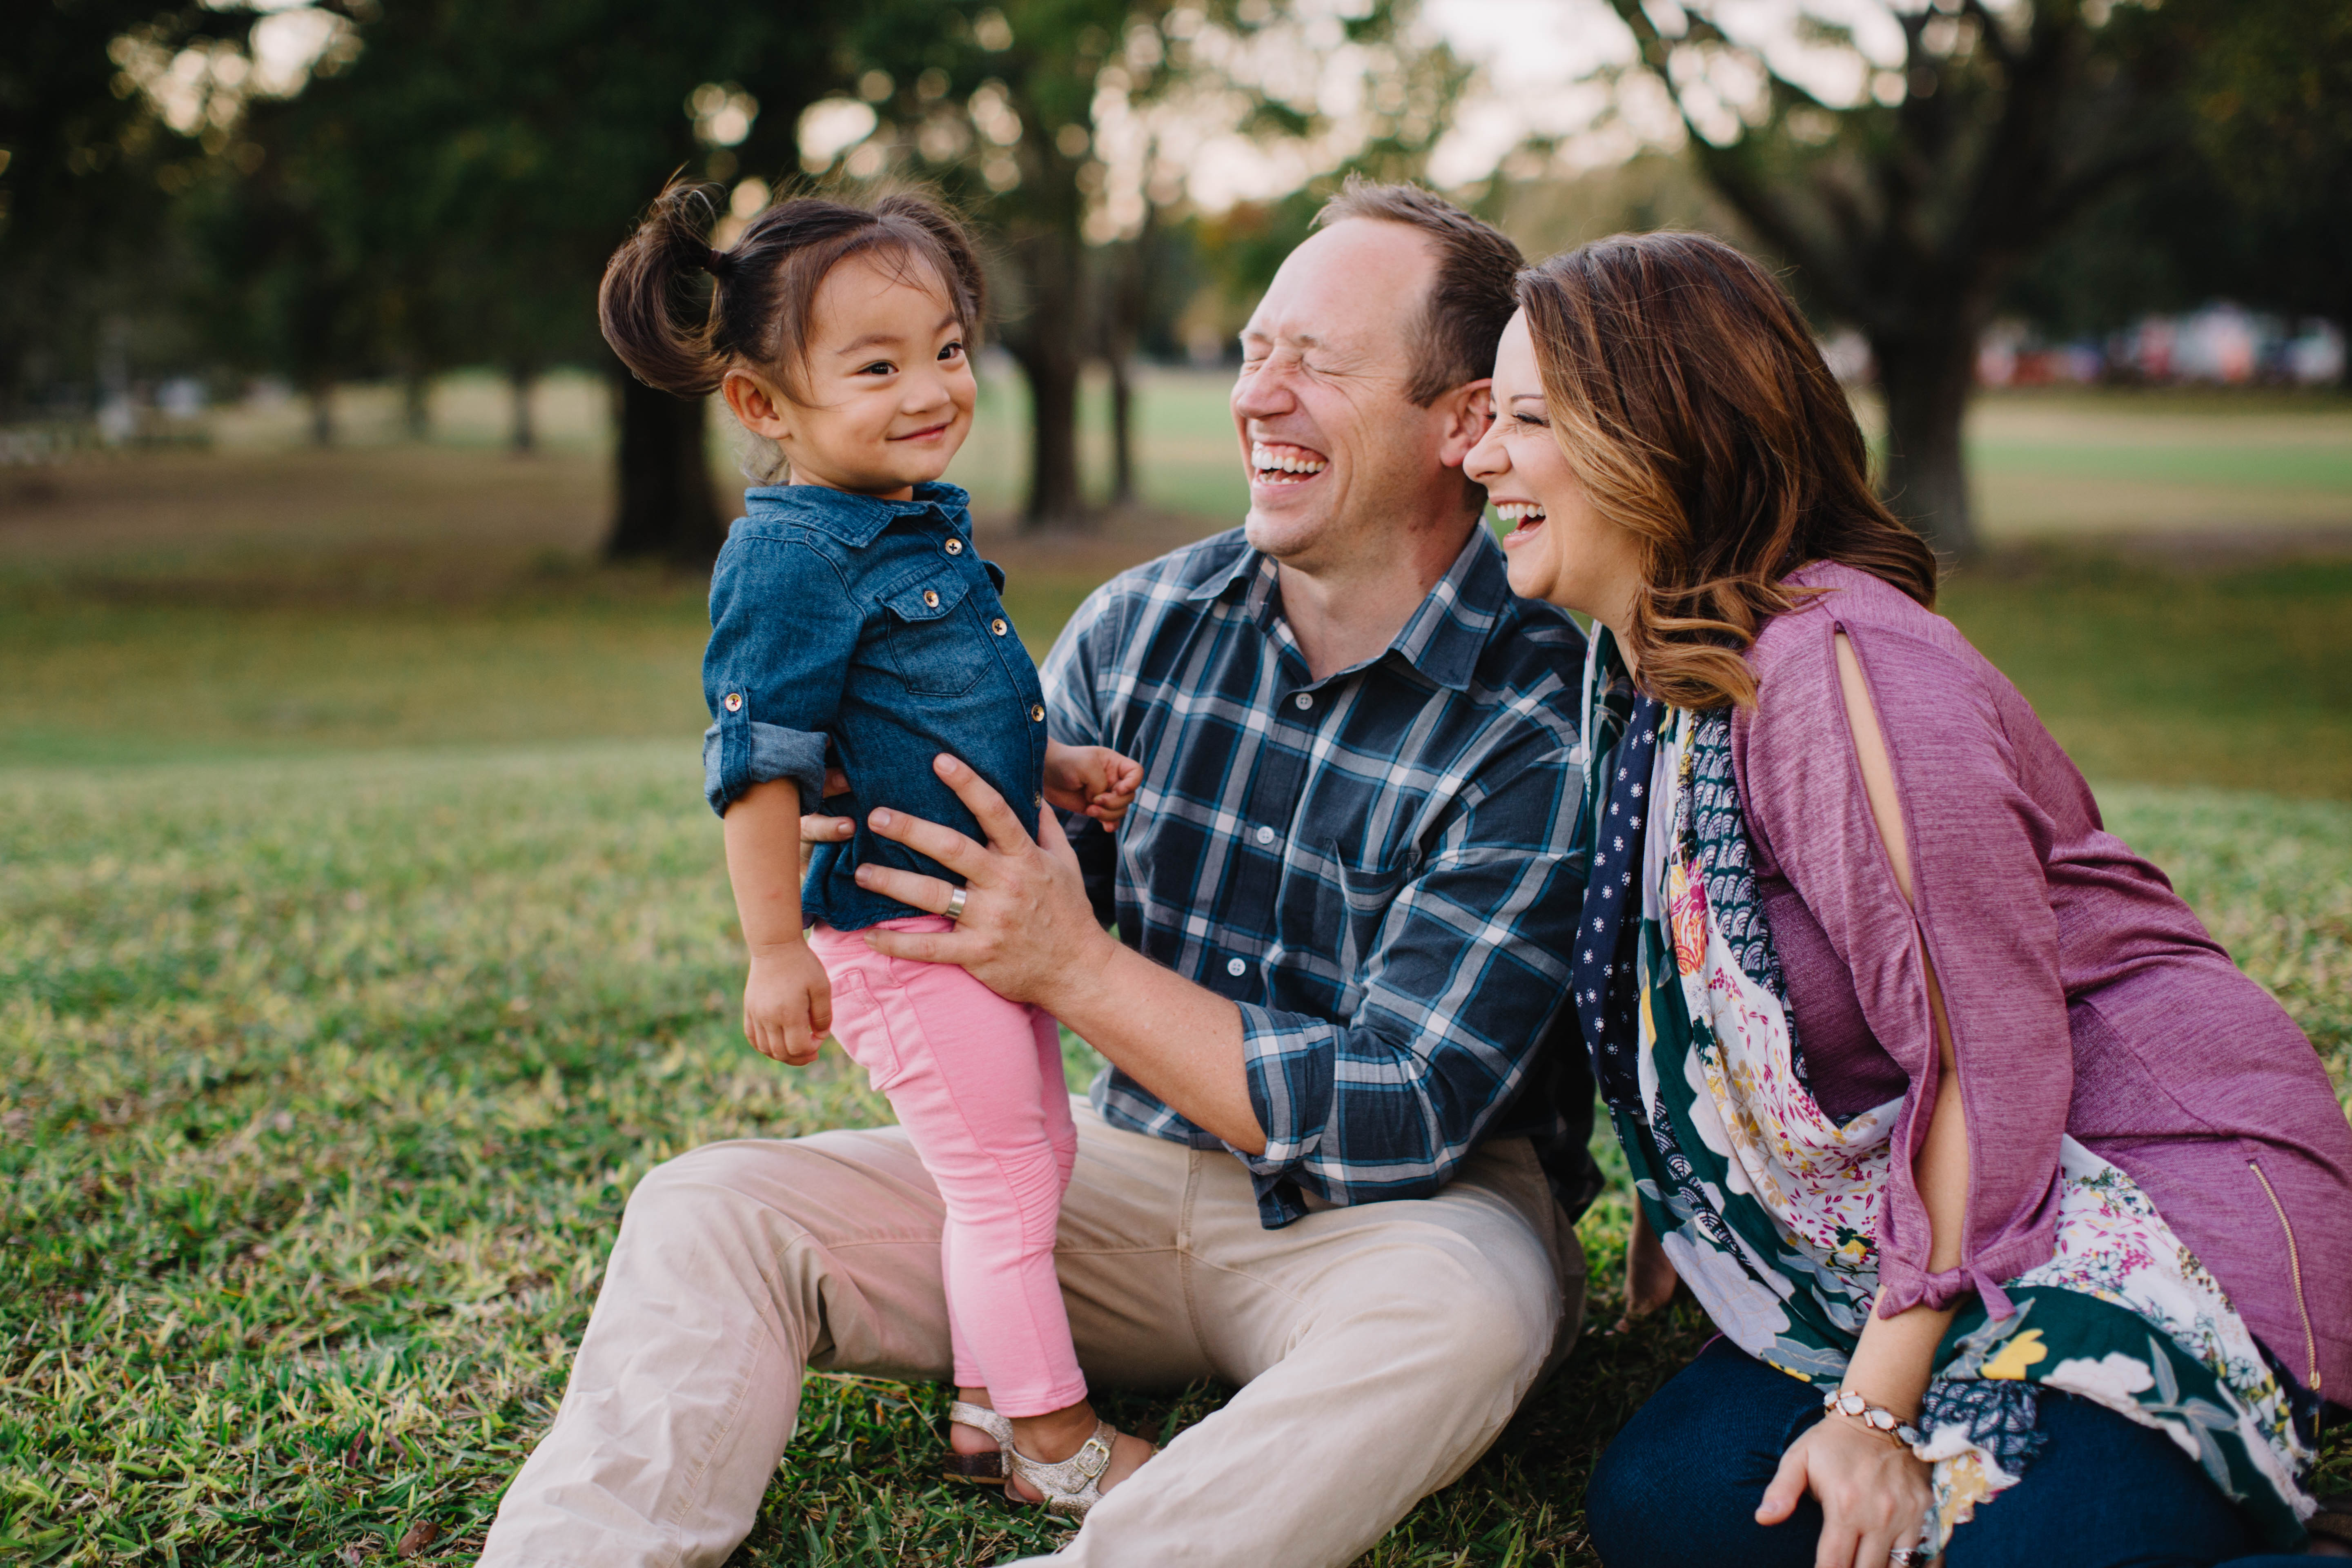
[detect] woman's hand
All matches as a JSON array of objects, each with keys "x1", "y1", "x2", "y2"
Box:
[
  {"x1": 1614, "y1": 1206, "x2": 1682, "y2": 1332},
  {"x1": 742, "y1": 939, "x2": 831, "y2": 1066},
  {"x1": 1757, "y1": 1413, "x2": 1932, "y2": 1568}
]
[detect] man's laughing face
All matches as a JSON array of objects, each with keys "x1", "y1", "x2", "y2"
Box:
[{"x1": 1229, "y1": 219, "x2": 1446, "y2": 571}]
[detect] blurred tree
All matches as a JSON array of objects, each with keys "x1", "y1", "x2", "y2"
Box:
[
  {"x1": 171, "y1": 1, "x2": 844, "y2": 556},
  {"x1": 829, "y1": 1, "x2": 1173, "y2": 530},
  {"x1": 835, "y1": 0, "x2": 1463, "y2": 530},
  {"x1": 0, "y1": 1, "x2": 232, "y2": 419},
  {"x1": 2003, "y1": 0, "x2": 2352, "y2": 384},
  {"x1": 2181, "y1": 0, "x2": 2352, "y2": 379},
  {"x1": 1605, "y1": 0, "x2": 2190, "y2": 557}
]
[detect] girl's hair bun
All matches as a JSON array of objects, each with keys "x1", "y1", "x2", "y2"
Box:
[{"x1": 598, "y1": 181, "x2": 733, "y2": 397}]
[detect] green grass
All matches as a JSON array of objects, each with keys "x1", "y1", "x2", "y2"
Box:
[
  {"x1": 8, "y1": 546, "x2": 2347, "y2": 795},
  {"x1": 1939, "y1": 552, "x2": 2352, "y2": 797},
  {"x1": 3, "y1": 418, "x2": 2348, "y2": 1563},
  {"x1": 1, "y1": 747, "x2": 2345, "y2": 1565},
  {"x1": 0, "y1": 564, "x2": 1105, "y2": 771}
]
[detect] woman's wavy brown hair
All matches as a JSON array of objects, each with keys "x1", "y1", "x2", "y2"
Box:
[{"x1": 1516, "y1": 232, "x2": 1938, "y2": 709}]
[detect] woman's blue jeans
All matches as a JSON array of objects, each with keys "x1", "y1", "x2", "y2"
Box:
[{"x1": 1586, "y1": 1339, "x2": 2312, "y2": 1567}]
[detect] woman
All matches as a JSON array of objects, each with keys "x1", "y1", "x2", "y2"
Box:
[{"x1": 1463, "y1": 232, "x2": 2351, "y2": 1568}]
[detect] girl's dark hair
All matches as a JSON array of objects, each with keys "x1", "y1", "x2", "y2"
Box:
[
  {"x1": 1516, "y1": 231, "x2": 1940, "y2": 710},
  {"x1": 599, "y1": 181, "x2": 986, "y2": 404}
]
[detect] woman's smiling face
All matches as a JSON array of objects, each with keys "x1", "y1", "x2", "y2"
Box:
[{"x1": 1464, "y1": 310, "x2": 1644, "y2": 630}]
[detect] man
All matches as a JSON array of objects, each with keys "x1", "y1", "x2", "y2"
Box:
[{"x1": 480, "y1": 179, "x2": 1598, "y2": 1568}]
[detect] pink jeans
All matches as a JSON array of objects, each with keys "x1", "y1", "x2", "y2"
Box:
[{"x1": 805, "y1": 918, "x2": 1085, "y2": 1417}]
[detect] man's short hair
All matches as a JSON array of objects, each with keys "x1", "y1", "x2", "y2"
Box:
[{"x1": 1312, "y1": 174, "x2": 1525, "y2": 408}]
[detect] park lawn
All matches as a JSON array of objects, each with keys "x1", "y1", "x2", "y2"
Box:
[
  {"x1": 2, "y1": 743, "x2": 2346, "y2": 1568},
  {"x1": 6, "y1": 542, "x2": 2351, "y2": 796},
  {"x1": 3, "y1": 434, "x2": 2348, "y2": 1564}
]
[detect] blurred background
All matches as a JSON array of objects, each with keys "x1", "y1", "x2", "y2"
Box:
[
  {"x1": 3, "y1": 0, "x2": 2349, "y2": 786},
  {"x1": 3, "y1": 3, "x2": 2349, "y2": 1563}
]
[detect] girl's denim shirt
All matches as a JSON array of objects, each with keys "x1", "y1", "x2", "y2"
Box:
[{"x1": 702, "y1": 481, "x2": 1049, "y2": 932}]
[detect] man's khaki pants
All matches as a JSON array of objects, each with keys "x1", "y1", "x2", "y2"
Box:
[{"x1": 479, "y1": 1099, "x2": 1586, "y2": 1568}]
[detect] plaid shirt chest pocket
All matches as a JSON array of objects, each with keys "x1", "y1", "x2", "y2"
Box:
[
  {"x1": 1324, "y1": 847, "x2": 1419, "y2": 980},
  {"x1": 875, "y1": 568, "x2": 986, "y2": 696},
  {"x1": 1265, "y1": 838, "x2": 1421, "y2": 1014}
]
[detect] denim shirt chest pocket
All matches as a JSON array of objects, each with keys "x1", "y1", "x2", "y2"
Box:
[{"x1": 873, "y1": 565, "x2": 987, "y2": 696}]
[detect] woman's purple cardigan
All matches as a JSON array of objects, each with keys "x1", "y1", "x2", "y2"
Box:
[{"x1": 1729, "y1": 562, "x2": 2352, "y2": 1404}]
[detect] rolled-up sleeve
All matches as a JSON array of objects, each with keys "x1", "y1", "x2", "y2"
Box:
[
  {"x1": 1233, "y1": 751, "x2": 1588, "y2": 1221},
  {"x1": 1738, "y1": 616, "x2": 2071, "y2": 1319},
  {"x1": 701, "y1": 538, "x2": 859, "y2": 817}
]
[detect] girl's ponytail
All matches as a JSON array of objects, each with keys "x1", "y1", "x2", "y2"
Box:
[{"x1": 599, "y1": 181, "x2": 731, "y2": 397}]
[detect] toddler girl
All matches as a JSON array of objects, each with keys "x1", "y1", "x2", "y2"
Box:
[{"x1": 599, "y1": 183, "x2": 1152, "y2": 1515}]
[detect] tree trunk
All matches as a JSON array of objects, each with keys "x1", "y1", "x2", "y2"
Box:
[
  {"x1": 401, "y1": 369, "x2": 432, "y2": 441},
  {"x1": 1101, "y1": 223, "x2": 1154, "y2": 512},
  {"x1": 509, "y1": 365, "x2": 537, "y2": 453},
  {"x1": 1002, "y1": 217, "x2": 1092, "y2": 532},
  {"x1": 1871, "y1": 326, "x2": 1980, "y2": 559},
  {"x1": 306, "y1": 379, "x2": 335, "y2": 448},
  {"x1": 1108, "y1": 352, "x2": 1135, "y2": 509},
  {"x1": 605, "y1": 368, "x2": 726, "y2": 562},
  {"x1": 1015, "y1": 342, "x2": 1086, "y2": 528}
]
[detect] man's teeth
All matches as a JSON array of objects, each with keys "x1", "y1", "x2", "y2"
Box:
[
  {"x1": 1494, "y1": 502, "x2": 1548, "y2": 524},
  {"x1": 1251, "y1": 442, "x2": 1328, "y2": 476}
]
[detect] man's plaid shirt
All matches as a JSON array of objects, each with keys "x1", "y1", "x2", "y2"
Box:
[{"x1": 1040, "y1": 523, "x2": 1598, "y2": 1227}]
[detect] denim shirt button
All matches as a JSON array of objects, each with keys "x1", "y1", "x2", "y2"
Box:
[
  {"x1": 724, "y1": 692, "x2": 744, "y2": 713},
  {"x1": 991, "y1": 618, "x2": 1008, "y2": 636},
  {"x1": 1029, "y1": 704, "x2": 1045, "y2": 722},
  {"x1": 944, "y1": 539, "x2": 964, "y2": 555},
  {"x1": 922, "y1": 589, "x2": 940, "y2": 608}
]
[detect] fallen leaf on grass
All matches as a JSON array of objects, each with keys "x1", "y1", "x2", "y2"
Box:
[{"x1": 397, "y1": 1520, "x2": 441, "y2": 1557}]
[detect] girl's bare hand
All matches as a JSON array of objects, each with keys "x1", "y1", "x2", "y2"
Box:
[
  {"x1": 1043, "y1": 743, "x2": 1143, "y2": 826},
  {"x1": 1757, "y1": 1412, "x2": 1933, "y2": 1568},
  {"x1": 742, "y1": 941, "x2": 831, "y2": 1066}
]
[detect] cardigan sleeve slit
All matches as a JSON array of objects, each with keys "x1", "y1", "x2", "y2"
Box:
[{"x1": 1746, "y1": 611, "x2": 2069, "y2": 1322}]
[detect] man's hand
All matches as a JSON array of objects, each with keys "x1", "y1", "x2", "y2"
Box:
[
  {"x1": 1757, "y1": 1411, "x2": 1933, "y2": 1568},
  {"x1": 851, "y1": 753, "x2": 1114, "y2": 1010},
  {"x1": 743, "y1": 940, "x2": 831, "y2": 1066},
  {"x1": 842, "y1": 751, "x2": 1262, "y2": 1151},
  {"x1": 1042, "y1": 742, "x2": 1143, "y2": 827}
]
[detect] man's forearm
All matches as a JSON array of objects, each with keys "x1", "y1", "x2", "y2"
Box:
[{"x1": 1045, "y1": 934, "x2": 1265, "y2": 1154}]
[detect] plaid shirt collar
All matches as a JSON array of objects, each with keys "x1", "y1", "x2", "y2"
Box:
[{"x1": 1187, "y1": 521, "x2": 1503, "y2": 693}]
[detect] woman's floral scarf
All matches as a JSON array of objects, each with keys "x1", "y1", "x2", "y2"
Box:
[{"x1": 1570, "y1": 630, "x2": 2314, "y2": 1552}]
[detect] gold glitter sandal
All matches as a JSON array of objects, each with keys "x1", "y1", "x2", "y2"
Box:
[
  {"x1": 1003, "y1": 1418, "x2": 1120, "y2": 1518},
  {"x1": 942, "y1": 1399, "x2": 1011, "y2": 1487}
]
